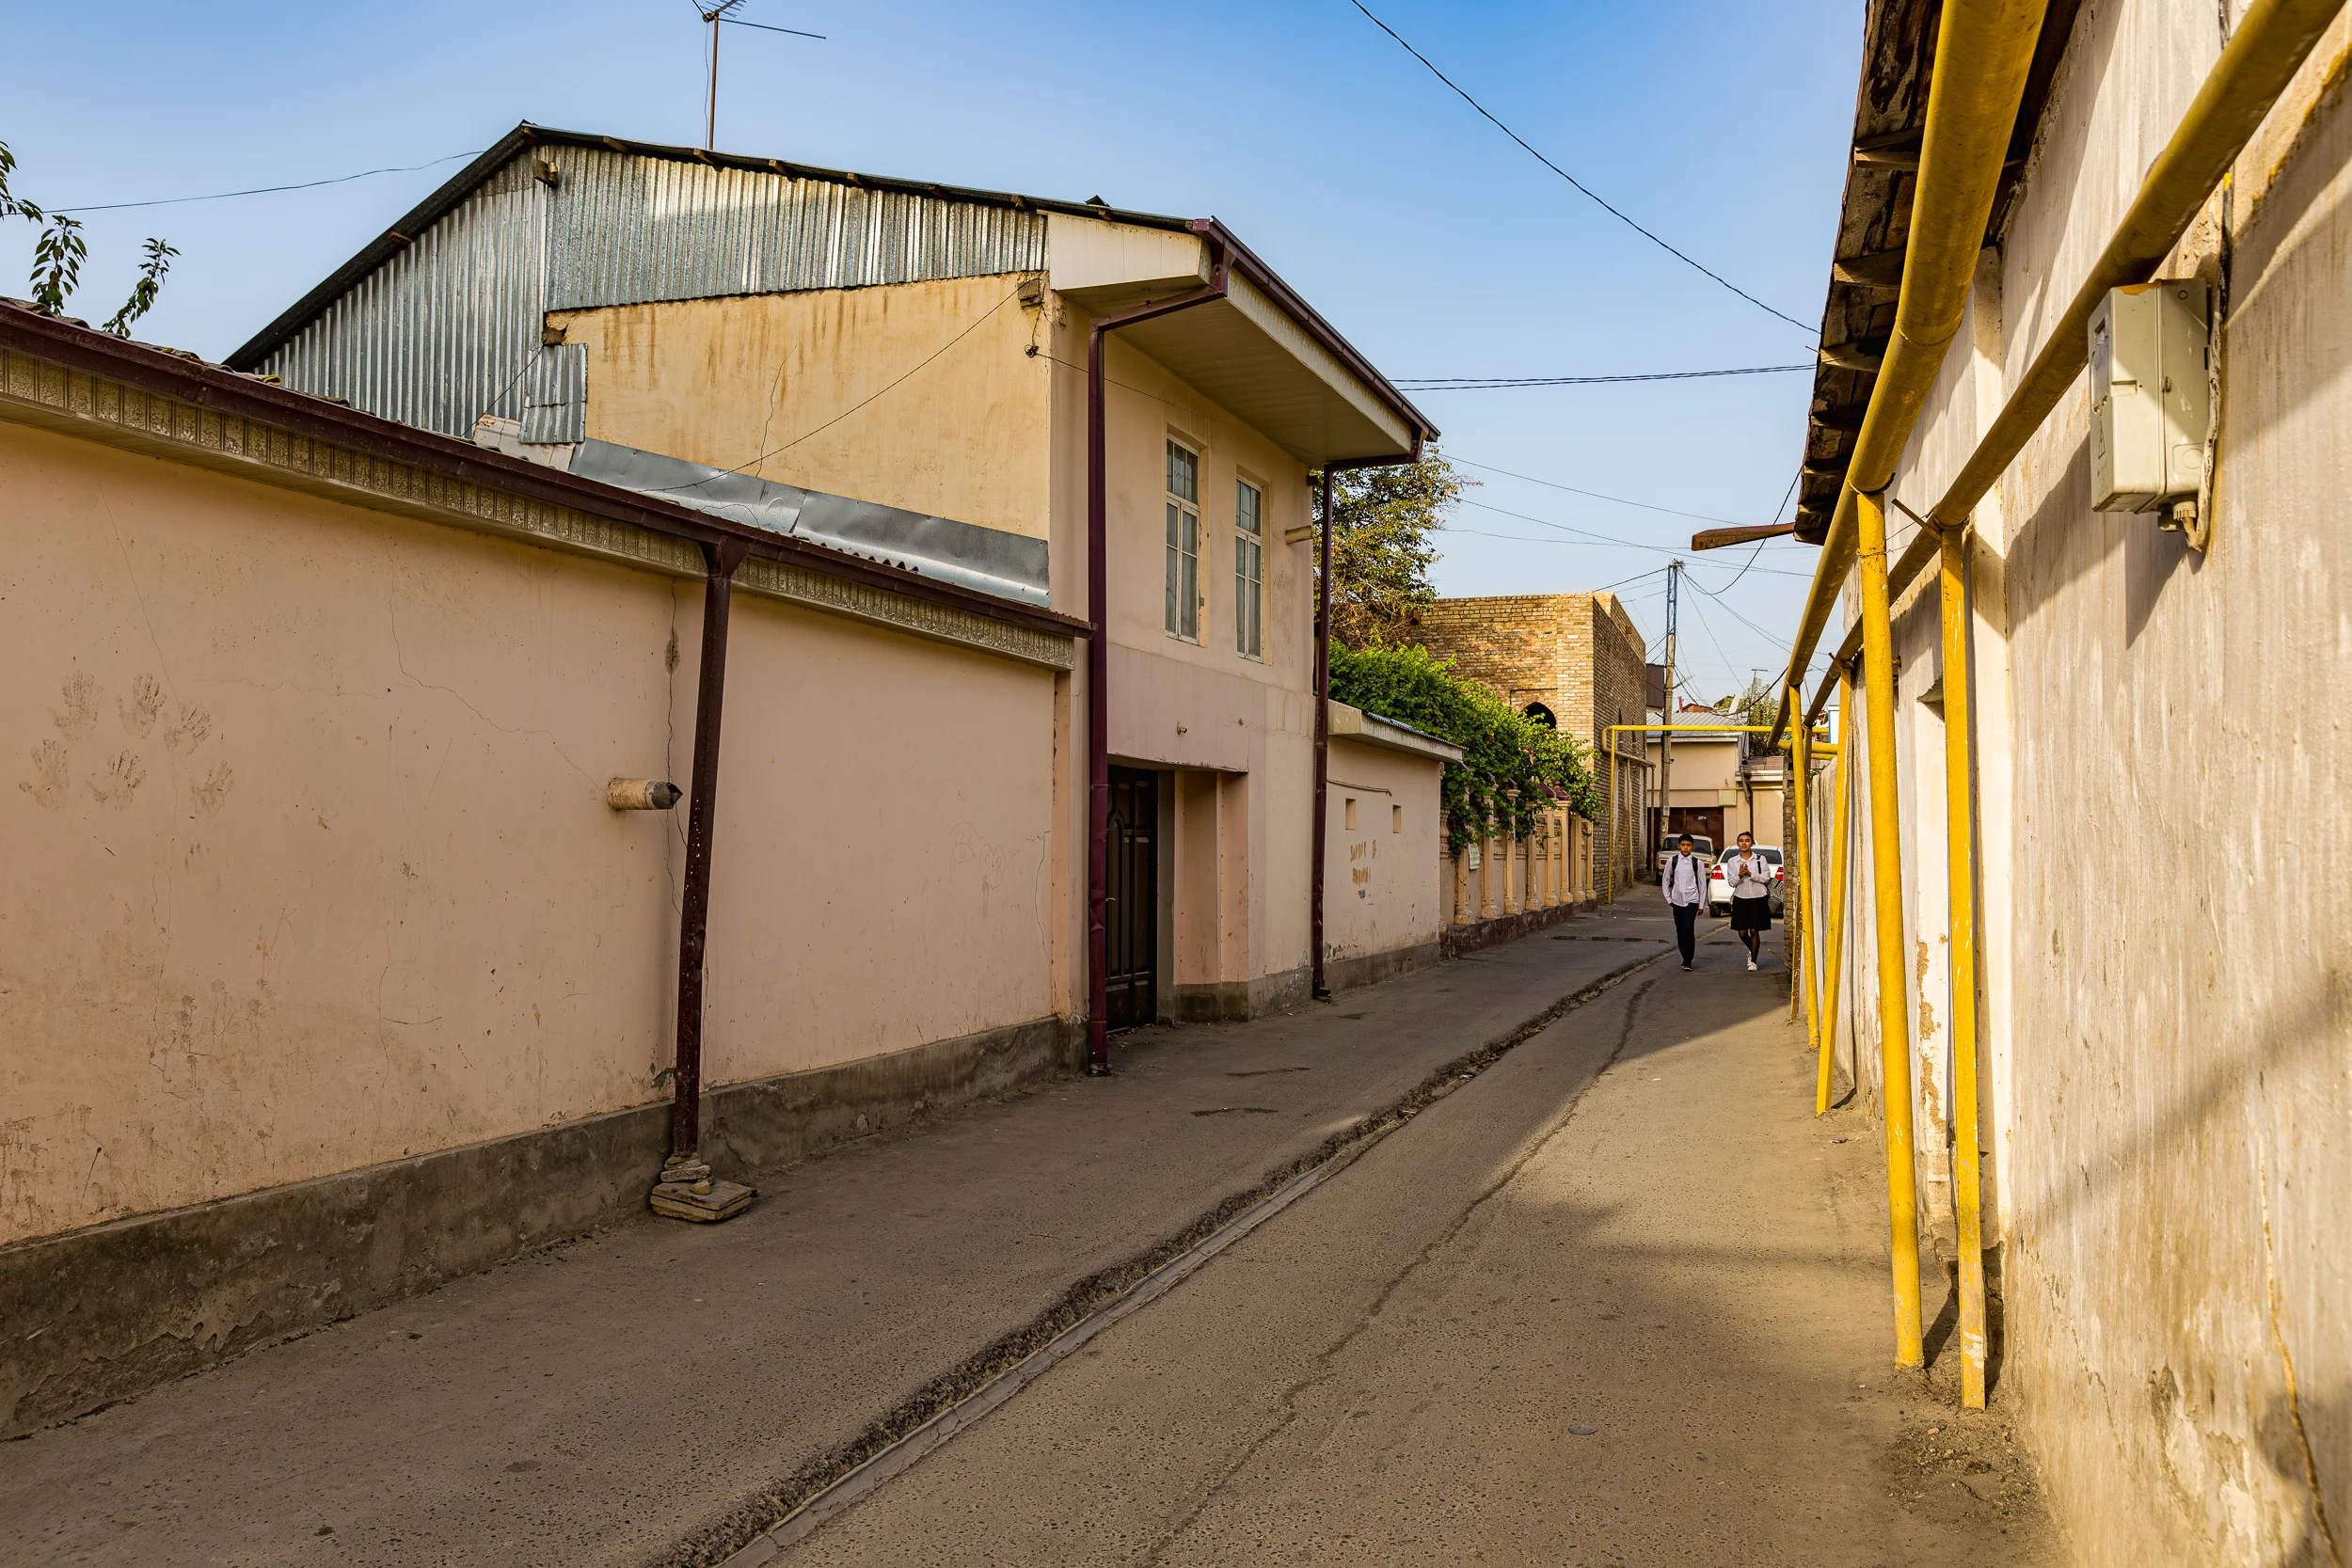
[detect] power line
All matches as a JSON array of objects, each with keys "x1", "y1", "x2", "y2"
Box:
[
  {"x1": 55, "y1": 150, "x2": 485, "y2": 214},
  {"x1": 1453, "y1": 455, "x2": 1772, "y2": 531},
  {"x1": 1714, "y1": 468, "x2": 1803, "y2": 594},
  {"x1": 1343, "y1": 0, "x2": 1812, "y2": 333},
  {"x1": 1393, "y1": 364, "x2": 1810, "y2": 389},
  {"x1": 1686, "y1": 570, "x2": 1794, "y2": 650},
  {"x1": 1456, "y1": 498, "x2": 1816, "y2": 577}
]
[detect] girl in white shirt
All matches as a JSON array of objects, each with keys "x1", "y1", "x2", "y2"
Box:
[{"x1": 1722, "y1": 831, "x2": 1774, "y2": 971}]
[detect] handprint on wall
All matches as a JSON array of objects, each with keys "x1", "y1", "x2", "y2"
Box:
[
  {"x1": 88, "y1": 752, "x2": 147, "y2": 811},
  {"x1": 164, "y1": 702, "x2": 212, "y2": 754},
  {"x1": 120, "y1": 674, "x2": 166, "y2": 736},
  {"x1": 52, "y1": 672, "x2": 99, "y2": 738},
  {"x1": 19, "y1": 741, "x2": 70, "y2": 809}
]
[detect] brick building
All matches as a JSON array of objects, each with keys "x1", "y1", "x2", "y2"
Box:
[{"x1": 1409, "y1": 592, "x2": 1652, "y2": 888}]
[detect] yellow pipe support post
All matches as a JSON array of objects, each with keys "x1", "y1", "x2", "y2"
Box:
[
  {"x1": 1817, "y1": 663, "x2": 1854, "y2": 1117},
  {"x1": 1858, "y1": 489, "x2": 1924, "y2": 1367},
  {"x1": 1788, "y1": 691, "x2": 1817, "y2": 1035},
  {"x1": 1604, "y1": 731, "x2": 1616, "y2": 905},
  {"x1": 1940, "y1": 526, "x2": 1990, "y2": 1407}
]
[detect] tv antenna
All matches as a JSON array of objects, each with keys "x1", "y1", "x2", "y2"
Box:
[{"x1": 697, "y1": 2, "x2": 827, "y2": 150}]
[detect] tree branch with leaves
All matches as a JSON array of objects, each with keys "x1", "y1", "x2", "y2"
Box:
[
  {"x1": 1311, "y1": 451, "x2": 1470, "y2": 649},
  {"x1": 2, "y1": 140, "x2": 177, "y2": 337}
]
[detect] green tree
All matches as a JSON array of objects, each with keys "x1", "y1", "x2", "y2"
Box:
[
  {"x1": 1, "y1": 140, "x2": 177, "y2": 336},
  {"x1": 1329, "y1": 641, "x2": 1598, "y2": 855},
  {"x1": 1730, "y1": 673, "x2": 1782, "y2": 731},
  {"x1": 1311, "y1": 451, "x2": 1468, "y2": 648}
]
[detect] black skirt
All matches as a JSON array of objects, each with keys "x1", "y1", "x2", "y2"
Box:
[{"x1": 1730, "y1": 895, "x2": 1773, "y2": 931}]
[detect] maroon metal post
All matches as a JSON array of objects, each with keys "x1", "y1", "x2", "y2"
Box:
[
  {"x1": 1307, "y1": 452, "x2": 1421, "y2": 1003},
  {"x1": 1310, "y1": 467, "x2": 1335, "y2": 999},
  {"x1": 1083, "y1": 255, "x2": 1228, "y2": 1073},
  {"x1": 672, "y1": 537, "x2": 748, "y2": 1156}
]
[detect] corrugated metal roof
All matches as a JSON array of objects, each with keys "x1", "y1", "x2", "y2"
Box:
[
  {"x1": 228, "y1": 123, "x2": 1180, "y2": 374},
  {"x1": 230, "y1": 121, "x2": 1434, "y2": 457},
  {"x1": 546, "y1": 148, "x2": 1046, "y2": 309},
  {"x1": 244, "y1": 135, "x2": 1060, "y2": 441}
]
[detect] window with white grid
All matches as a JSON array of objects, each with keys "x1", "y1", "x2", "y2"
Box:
[
  {"x1": 1165, "y1": 440, "x2": 1200, "y2": 641},
  {"x1": 1234, "y1": 479, "x2": 1263, "y2": 658}
]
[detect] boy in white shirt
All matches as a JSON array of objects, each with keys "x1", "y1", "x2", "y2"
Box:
[{"x1": 1661, "y1": 832, "x2": 1707, "y2": 971}]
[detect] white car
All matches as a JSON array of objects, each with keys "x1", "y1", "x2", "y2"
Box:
[
  {"x1": 1657, "y1": 835, "x2": 1715, "y2": 879},
  {"x1": 1708, "y1": 846, "x2": 1787, "y2": 914}
]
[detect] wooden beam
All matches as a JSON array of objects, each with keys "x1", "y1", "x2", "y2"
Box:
[{"x1": 1691, "y1": 523, "x2": 1798, "y2": 551}]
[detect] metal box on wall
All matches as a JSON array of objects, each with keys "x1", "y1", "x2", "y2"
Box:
[{"x1": 2089, "y1": 281, "x2": 2212, "y2": 513}]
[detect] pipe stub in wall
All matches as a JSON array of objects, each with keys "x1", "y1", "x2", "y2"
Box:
[{"x1": 607, "y1": 778, "x2": 683, "y2": 811}]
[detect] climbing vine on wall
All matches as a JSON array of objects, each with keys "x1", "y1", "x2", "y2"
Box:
[{"x1": 1329, "y1": 642, "x2": 1598, "y2": 856}]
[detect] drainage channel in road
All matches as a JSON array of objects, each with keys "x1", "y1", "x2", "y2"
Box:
[{"x1": 695, "y1": 932, "x2": 1707, "y2": 1568}]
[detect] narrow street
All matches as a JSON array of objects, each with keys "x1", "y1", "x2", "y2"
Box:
[
  {"x1": 760, "y1": 926, "x2": 2060, "y2": 1568},
  {"x1": 8, "y1": 916, "x2": 2057, "y2": 1567}
]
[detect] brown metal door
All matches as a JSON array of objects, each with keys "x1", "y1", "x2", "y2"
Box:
[{"x1": 1105, "y1": 767, "x2": 1158, "y2": 1031}]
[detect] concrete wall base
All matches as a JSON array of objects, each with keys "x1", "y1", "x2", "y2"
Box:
[
  {"x1": 1439, "y1": 897, "x2": 1591, "y2": 958},
  {"x1": 0, "y1": 1013, "x2": 1082, "y2": 1438},
  {"x1": 1168, "y1": 937, "x2": 1445, "y2": 1022}
]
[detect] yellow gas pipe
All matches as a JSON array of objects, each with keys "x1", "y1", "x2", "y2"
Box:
[
  {"x1": 1816, "y1": 663, "x2": 1853, "y2": 1117},
  {"x1": 1940, "y1": 526, "x2": 1989, "y2": 1407},
  {"x1": 1857, "y1": 489, "x2": 1925, "y2": 1366},
  {"x1": 1787, "y1": 690, "x2": 1816, "y2": 1032}
]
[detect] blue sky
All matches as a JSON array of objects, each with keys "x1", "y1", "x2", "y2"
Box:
[{"x1": 0, "y1": 0, "x2": 1858, "y2": 702}]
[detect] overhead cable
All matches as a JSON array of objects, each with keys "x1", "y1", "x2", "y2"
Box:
[
  {"x1": 1454, "y1": 500, "x2": 1815, "y2": 576},
  {"x1": 55, "y1": 150, "x2": 485, "y2": 214},
  {"x1": 1394, "y1": 364, "x2": 1811, "y2": 389},
  {"x1": 1343, "y1": 0, "x2": 1813, "y2": 333}
]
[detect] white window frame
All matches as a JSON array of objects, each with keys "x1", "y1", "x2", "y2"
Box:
[
  {"x1": 1233, "y1": 477, "x2": 1264, "y2": 659},
  {"x1": 1165, "y1": 439, "x2": 1200, "y2": 641}
]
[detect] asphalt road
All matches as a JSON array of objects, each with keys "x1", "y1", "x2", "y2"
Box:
[{"x1": 771, "y1": 931, "x2": 2061, "y2": 1568}]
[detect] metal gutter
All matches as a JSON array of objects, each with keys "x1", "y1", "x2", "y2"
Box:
[
  {"x1": 0, "y1": 304, "x2": 1088, "y2": 645},
  {"x1": 1084, "y1": 251, "x2": 1232, "y2": 1073},
  {"x1": 1778, "y1": 0, "x2": 2050, "y2": 740},
  {"x1": 1310, "y1": 453, "x2": 1422, "y2": 1003}
]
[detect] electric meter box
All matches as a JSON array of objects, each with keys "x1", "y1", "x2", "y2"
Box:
[{"x1": 2089, "y1": 280, "x2": 2212, "y2": 513}]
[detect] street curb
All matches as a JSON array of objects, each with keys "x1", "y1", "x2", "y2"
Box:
[{"x1": 685, "y1": 936, "x2": 1683, "y2": 1568}]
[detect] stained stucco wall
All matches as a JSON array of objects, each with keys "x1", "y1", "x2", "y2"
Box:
[
  {"x1": 552, "y1": 274, "x2": 1052, "y2": 540},
  {"x1": 1322, "y1": 737, "x2": 1449, "y2": 965},
  {"x1": 0, "y1": 415, "x2": 1062, "y2": 1250},
  {"x1": 1837, "y1": 5, "x2": 2352, "y2": 1560},
  {"x1": 695, "y1": 599, "x2": 1057, "y2": 1077},
  {"x1": 0, "y1": 420, "x2": 676, "y2": 1245}
]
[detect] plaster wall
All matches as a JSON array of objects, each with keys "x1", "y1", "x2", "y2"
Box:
[
  {"x1": 550, "y1": 274, "x2": 1051, "y2": 540},
  {"x1": 1645, "y1": 736, "x2": 1742, "y2": 794},
  {"x1": 691, "y1": 595, "x2": 1057, "y2": 1081},
  {"x1": 1322, "y1": 737, "x2": 1448, "y2": 966},
  {"x1": 0, "y1": 414, "x2": 1067, "y2": 1255},
  {"x1": 1845, "y1": 6, "x2": 2352, "y2": 1560},
  {"x1": 0, "y1": 420, "x2": 675, "y2": 1246}
]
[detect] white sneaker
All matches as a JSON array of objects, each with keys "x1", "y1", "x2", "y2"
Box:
[{"x1": 1746, "y1": 957, "x2": 1758, "y2": 972}]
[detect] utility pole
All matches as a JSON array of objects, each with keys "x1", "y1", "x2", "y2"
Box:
[
  {"x1": 698, "y1": 4, "x2": 825, "y2": 151},
  {"x1": 1655, "y1": 559, "x2": 1680, "y2": 877},
  {"x1": 702, "y1": 2, "x2": 744, "y2": 150}
]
